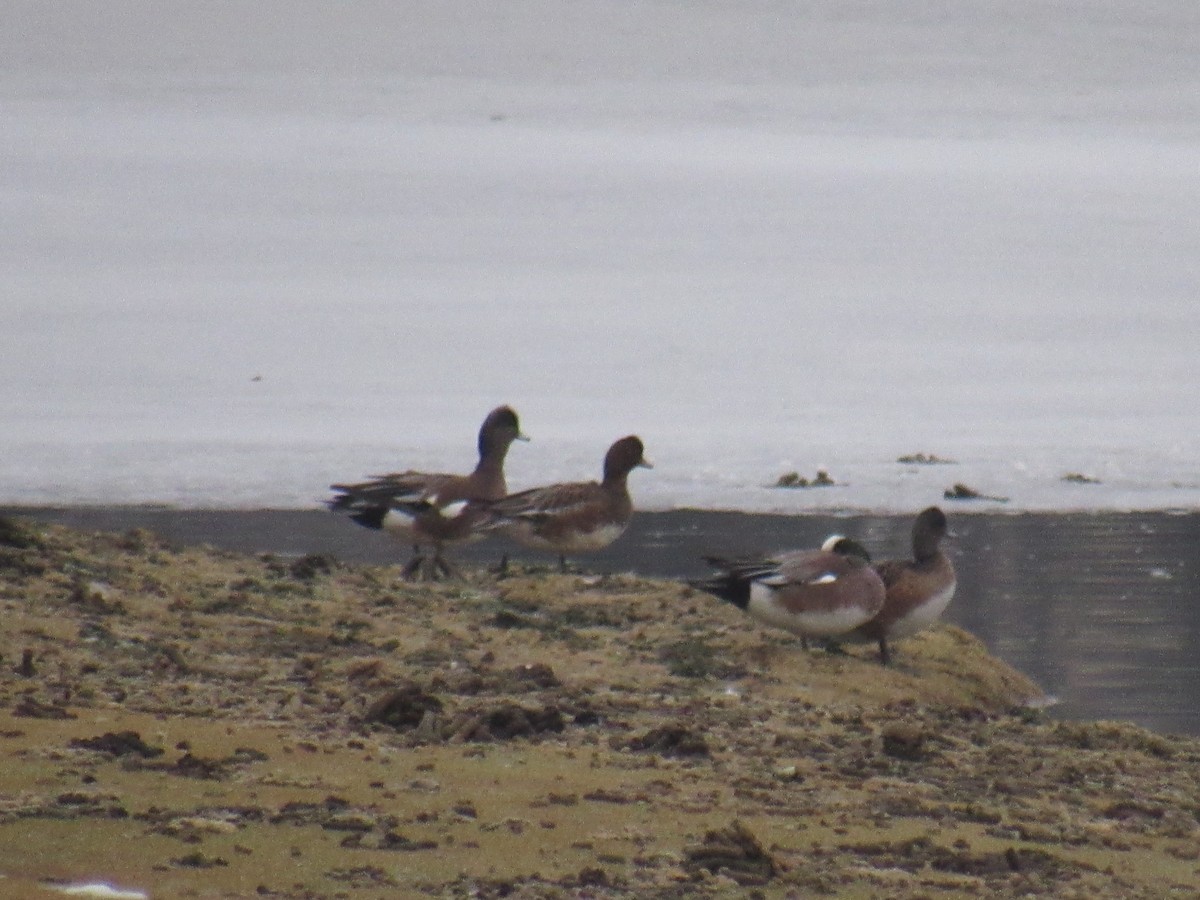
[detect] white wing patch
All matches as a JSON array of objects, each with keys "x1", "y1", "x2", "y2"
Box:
[{"x1": 811, "y1": 572, "x2": 839, "y2": 585}]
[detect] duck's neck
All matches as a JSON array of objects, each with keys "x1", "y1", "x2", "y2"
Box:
[
  {"x1": 913, "y1": 538, "x2": 943, "y2": 565},
  {"x1": 474, "y1": 446, "x2": 510, "y2": 491},
  {"x1": 601, "y1": 471, "x2": 630, "y2": 492}
]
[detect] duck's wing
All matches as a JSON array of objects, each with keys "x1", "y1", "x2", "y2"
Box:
[
  {"x1": 329, "y1": 471, "x2": 456, "y2": 512},
  {"x1": 772, "y1": 550, "x2": 855, "y2": 588},
  {"x1": 485, "y1": 480, "x2": 601, "y2": 524},
  {"x1": 697, "y1": 554, "x2": 782, "y2": 584}
]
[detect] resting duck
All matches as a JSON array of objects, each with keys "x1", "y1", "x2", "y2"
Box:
[
  {"x1": 329, "y1": 405, "x2": 527, "y2": 578},
  {"x1": 479, "y1": 435, "x2": 651, "y2": 571},
  {"x1": 691, "y1": 535, "x2": 886, "y2": 648}
]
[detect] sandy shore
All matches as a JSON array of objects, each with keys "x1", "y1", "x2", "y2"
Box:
[
  {"x1": 8, "y1": 504, "x2": 1200, "y2": 738},
  {"x1": 2, "y1": 514, "x2": 1200, "y2": 897}
]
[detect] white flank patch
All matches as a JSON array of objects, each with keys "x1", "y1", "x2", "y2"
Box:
[
  {"x1": 439, "y1": 500, "x2": 469, "y2": 519},
  {"x1": 49, "y1": 883, "x2": 149, "y2": 899},
  {"x1": 791, "y1": 605, "x2": 875, "y2": 637},
  {"x1": 892, "y1": 582, "x2": 957, "y2": 638},
  {"x1": 746, "y1": 585, "x2": 872, "y2": 637},
  {"x1": 811, "y1": 572, "x2": 838, "y2": 585},
  {"x1": 380, "y1": 508, "x2": 419, "y2": 537},
  {"x1": 567, "y1": 522, "x2": 627, "y2": 551},
  {"x1": 510, "y1": 521, "x2": 626, "y2": 553}
]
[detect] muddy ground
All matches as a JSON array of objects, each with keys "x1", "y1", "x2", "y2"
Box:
[{"x1": 1, "y1": 517, "x2": 1198, "y2": 898}]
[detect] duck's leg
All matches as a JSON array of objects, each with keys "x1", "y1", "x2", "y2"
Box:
[
  {"x1": 424, "y1": 541, "x2": 460, "y2": 580},
  {"x1": 878, "y1": 637, "x2": 892, "y2": 666},
  {"x1": 433, "y1": 554, "x2": 458, "y2": 580},
  {"x1": 402, "y1": 548, "x2": 426, "y2": 579}
]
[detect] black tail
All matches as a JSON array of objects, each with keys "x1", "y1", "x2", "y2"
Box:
[
  {"x1": 347, "y1": 505, "x2": 389, "y2": 531},
  {"x1": 687, "y1": 554, "x2": 783, "y2": 611},
  {"x1": 687, "y1": 571, "x2": 752, "y2": 611},
  {"x1": 327, "y1": 488, "x2": 356, "y2": 512},
  {"x1": 327, "y1": 489, "x2": 389, "y2": 531}
]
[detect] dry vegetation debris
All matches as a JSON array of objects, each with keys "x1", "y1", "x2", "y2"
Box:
[{"x1": 1, "y1": 517, "x2": 1198, "y2": 898}]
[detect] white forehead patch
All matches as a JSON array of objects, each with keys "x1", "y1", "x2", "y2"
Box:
[{"x1": 820, "y1": 534, "x2": 845, "y2": 551}]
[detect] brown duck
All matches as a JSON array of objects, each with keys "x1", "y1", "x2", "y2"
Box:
[{"x1": 329, "y1": 405, "x2": 527, "y2": 578}]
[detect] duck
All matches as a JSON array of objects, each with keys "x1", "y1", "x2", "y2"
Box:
[
  {"x1": 690, "y1": 535, "x2": 886, "y2": 648},
  {"x1": 328, "y1": 405, "x2": 527, "y2": 578},
  {"x1": 478, "y1": 435, "x2": 651, "y2": 571},
  {"x1": 846, "y1": 506, "x2": 957, "y2": 664}
]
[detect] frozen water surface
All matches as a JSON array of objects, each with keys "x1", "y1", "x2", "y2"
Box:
[{"x1": 2, "y1": 1, "x2": 1197, "y2": 512}]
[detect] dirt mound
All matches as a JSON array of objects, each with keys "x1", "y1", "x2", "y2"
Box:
[
  {"x1": 684, "y1": 820, "x2": 777, "y2": 885},
  {"x1": 0, "y1": 520, "x2": 1196, "y2": 898}
]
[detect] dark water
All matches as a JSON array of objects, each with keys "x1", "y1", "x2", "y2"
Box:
[{"x1": 7, "y1": 506, "x2": 1199, "y2": 737}]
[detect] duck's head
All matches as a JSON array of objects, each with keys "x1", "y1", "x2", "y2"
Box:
[
  {"x1": 603, "y1": 435, "x2": 653, "y2": 480},
  {"x1": 479, "y1": 405, "x2": 530, "y2": 456}
]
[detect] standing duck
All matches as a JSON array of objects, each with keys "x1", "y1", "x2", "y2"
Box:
[
  {"x1": 848, "y1": 506, "x2": 957, "y2": 664},
  {"x1": 480, "y1": 435, "x2": 651, "y2": 571},
  {"x1": 329, "y1": 405, "x2": 527, "y2": 578}
]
